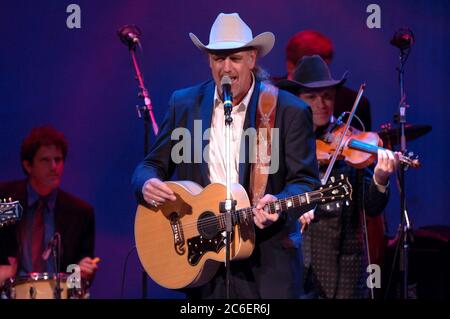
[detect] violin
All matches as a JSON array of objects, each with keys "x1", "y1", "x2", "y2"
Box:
[{"x1": 316, "y1": 123, "x2": 420, "y2": 169}]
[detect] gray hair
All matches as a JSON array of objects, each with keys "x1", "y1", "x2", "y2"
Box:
[{"x1": 253, "y1": 65, "x2": 271, "y2": 82}]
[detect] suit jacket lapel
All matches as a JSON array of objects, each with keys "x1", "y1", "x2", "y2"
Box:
[{"x1": 198, "y1": 81, "x2": 215, "y2": 186}]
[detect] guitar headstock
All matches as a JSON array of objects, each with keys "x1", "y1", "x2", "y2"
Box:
[
  {"x1": 309, "y1": 174, "x2": 353, "y2": 208},
  {"x1": 0, "y1": 198, "x2": 23, "y2": 227}
]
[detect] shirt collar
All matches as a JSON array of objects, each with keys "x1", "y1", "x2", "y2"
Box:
[
  {"x1": 27, "y1": 182, "x2": 57, "y2": 211},
  {"x1": 213, "y1": 72, "x2": 255, "y2": 113}
]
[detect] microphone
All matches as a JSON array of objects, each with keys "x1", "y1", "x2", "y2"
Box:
[
  {"x1": 42, "y1": 232, "x2": 61, "y2": 261},
  {"x1": 117, "y1": 25, "x2": 142, "y2": 48},
  {"x1": 390, "y1": 28, "x2": 415, "y2": 50},
  {"x1": 328, "y1": 112, "x2": 346, "y2": 131},
  {"x1": 221, "y1": 76, "x2": 233, "y2": 110}
]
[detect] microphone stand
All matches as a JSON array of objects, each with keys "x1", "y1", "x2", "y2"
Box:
[
  {"x1": 396, "y1": 47, "x2": 413, "y2": 299},
  {"x1": 52, "y1": 233, "x2": 62, "y2": 299},
  {"x1": 121, "y1": 28, "x2": 159, "y2": 299},
  {"x1": 130, "y1": 44, "x2": 159, "y2": 137},
  {"x1": 219, "y1": 87, "x2": 236, "y2": 300}
]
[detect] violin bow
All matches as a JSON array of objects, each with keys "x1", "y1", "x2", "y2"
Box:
[{"x1": 320, "y1": 83, "x2": 366, "y2": 185}]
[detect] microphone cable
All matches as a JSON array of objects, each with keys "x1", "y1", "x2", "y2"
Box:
[{"x1": 120, "y1": 245, "x2": 137, "y2": 298}]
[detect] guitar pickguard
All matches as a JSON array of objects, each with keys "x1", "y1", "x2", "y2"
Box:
[{"x1": 187, "y1": 232, "x2": 229, "y2": 266}]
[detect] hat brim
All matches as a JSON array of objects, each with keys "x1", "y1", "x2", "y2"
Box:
[
  {"x1": 277, "y1": 71, "x2": 348, "y2": 92},
  {"x1": 189, "y1": 32, "x2": 275, "y2": 57}
]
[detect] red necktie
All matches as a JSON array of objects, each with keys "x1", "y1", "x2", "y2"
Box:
[{"x1": 31, "y1": 198, "x2": 46, "y2": 272}]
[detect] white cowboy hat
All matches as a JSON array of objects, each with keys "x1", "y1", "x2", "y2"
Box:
[{"x1": 189, "y1": 13, "x2": 275, "y2": 57}]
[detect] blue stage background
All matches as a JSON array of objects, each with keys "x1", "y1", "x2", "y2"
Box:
[{"x1": 1, "y1": 0, "x2": 449, "y2": 298}]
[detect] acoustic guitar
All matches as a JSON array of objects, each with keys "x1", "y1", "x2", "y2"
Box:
[{"x1": 135, "y1": 175, "x2": 352, "y2": 289}]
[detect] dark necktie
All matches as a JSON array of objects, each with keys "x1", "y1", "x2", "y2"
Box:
[{"x1": 31, "y1": 198, "x2": 46, "y2": 272}]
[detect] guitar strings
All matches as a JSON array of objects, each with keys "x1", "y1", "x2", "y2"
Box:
[
  {"x1": 136, "y1": 184, "x2": 350, "y2": 246},
  {"x1": 173, "y1": 194, "x2": 346, "y2": 232},
  {"x1": 175, "y1": 182, "x2": 348, "y2": 230},
  {"x1": 138, "y1": 194, "x2": 346, "y2": 241},
  {"x1": 168, "y1": 182, "x2": 348, "y2": 232}
]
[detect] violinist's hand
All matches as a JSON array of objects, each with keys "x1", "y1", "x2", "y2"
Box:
[
  {"x1": 253, "y1": 194, "x2": 278, "y2": 229},
  {"x1": 374, "y1": 149, "x2": 400, "y2": 185},
  {"x1": 142, "y1": 178, "x2": 177, "y2": 207},
  {"x1": 299, "y1": 209, "x2": 315, "y2": 233}
]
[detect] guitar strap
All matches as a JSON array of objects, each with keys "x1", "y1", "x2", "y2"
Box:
[{"x1": 249, "y1": 81, "x2": 279, "y2": 205}]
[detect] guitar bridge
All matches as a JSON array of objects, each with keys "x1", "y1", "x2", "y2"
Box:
[{"x1": 169, "y1": 213, "x2": 185, "y2": 255}]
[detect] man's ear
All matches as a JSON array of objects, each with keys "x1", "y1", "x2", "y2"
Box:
[
  {"x1": 249, "y1": 50, "x2": 257, "y2": 68},
  {"x1": 23, "y1": 160, "x2": 32, "y2": 175},
  {"x1": 208, "y1": 53, "x2": 213, "y2": 69}
]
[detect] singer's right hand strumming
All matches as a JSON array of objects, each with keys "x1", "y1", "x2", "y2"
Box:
[{"x1": 142, "y1": 178, "x2": 176, "y2": 207}]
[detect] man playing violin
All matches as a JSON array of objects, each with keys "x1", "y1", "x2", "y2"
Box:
[{"x1": 277, "y1": 55, "x2": 400, "y2": 298}]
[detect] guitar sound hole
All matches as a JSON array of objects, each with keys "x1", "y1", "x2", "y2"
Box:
[{"x1": 198, "y1": 211, "x2": 220, "y2": 239}]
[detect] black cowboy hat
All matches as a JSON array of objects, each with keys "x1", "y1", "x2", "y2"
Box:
[{"x1": 277, "y1": 55, "x2": 348, "y2": 92}]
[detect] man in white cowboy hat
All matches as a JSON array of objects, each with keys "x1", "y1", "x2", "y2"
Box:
[
  {"x1": 132, "y1": 13, "x2": 320, "y2": 298},
  {"x1": 277, "y1": 55, "x2": 399, "y2": 299}
]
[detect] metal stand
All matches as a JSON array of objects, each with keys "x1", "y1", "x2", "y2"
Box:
[
  {"x1": 389, "y1": 29, "x2": 414, "y2": 298},
  {"x1": 396, "y1": 47, "x2": 412, "y2": 299},
  {"x1": 52, "y1": 233, "x2": 62, "y2": 299},
  {"x1": 118, "y1": 24, "x2": 159, "y2": 299},
  {"x1": 219, "y1": 76, "x2": 235, "y2": 299}
]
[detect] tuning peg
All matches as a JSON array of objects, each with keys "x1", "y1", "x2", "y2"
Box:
[
  {"x1": 330, "y1": 176, "x2": 335, "y2": 183},
  {"x1": 340, "y1": 174, "x2": 344, "y2": 179},
  {"x1": 345, "y1": 200, "x2": 350, "y2": 206}
]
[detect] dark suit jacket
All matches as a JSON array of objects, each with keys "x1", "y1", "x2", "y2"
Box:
[
  {"x1": 132, "y1": 79, "x2": 320, "y2": 298},
  {"x1": 0, "y1": 180, "x2": 95, "y2": 272},
  {"x1": 302, "y1": 162, "x2": 389, "y2": 299}
]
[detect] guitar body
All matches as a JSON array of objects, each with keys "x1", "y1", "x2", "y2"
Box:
[{"x1": 135, "y1": 181, "x2": 255, "y2": 289}]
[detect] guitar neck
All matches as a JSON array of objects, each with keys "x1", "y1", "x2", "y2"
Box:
[
  {"x1": 219, "y1": 188, "x2": 341, "y2": 228},
  {"x1": 239, "y1": 193, "x2": 311, "y2": 219}
]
